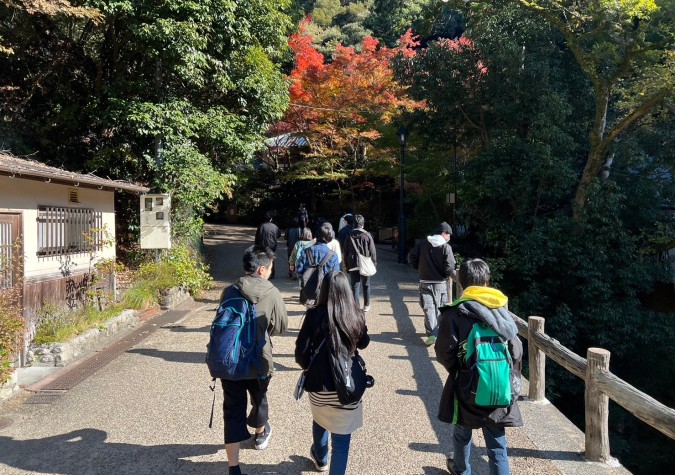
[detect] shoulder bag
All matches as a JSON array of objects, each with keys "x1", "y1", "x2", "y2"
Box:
[{"x1": 350, "y1": 235, "x2": 376, "y2": 277}]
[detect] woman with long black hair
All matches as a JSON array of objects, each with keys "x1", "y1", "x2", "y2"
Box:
[{"x1": 295, "y1": 271, "x2": 370, "y2": 474}]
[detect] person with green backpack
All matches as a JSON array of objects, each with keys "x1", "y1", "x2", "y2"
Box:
[{"x1": 435, "y1": 258, "x2": 523, "y2": 475}]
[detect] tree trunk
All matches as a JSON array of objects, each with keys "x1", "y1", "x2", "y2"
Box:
[{"x1": 573, "y1": 89, "x2": 609, "y2": 218}]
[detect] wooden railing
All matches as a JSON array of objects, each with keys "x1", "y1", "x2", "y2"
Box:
[{"x1": 512, "y1": 314, "x2": 675, "y2": 463}]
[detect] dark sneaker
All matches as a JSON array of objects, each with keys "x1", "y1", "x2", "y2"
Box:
[
  {"x1": 228, "y1": 464, "x2": 247, "y2": 475},
  {"x1": 446, "y1": 458, "x2": 458, "y2": 475},
  {"x1": 310, "y1": 445, "x2": 328, "y2": 472},
  {"x1": 254, "y1": 422, "x2": 272, "y2": 450}
]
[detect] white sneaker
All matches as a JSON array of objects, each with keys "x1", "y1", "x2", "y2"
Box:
[{"x1": 363, "y1": 305, "x2": 371, "y2": 312}]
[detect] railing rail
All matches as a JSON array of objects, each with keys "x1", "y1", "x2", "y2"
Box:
[{"x1": 510, "y1": 313, "x2": 675, "y2": 463}]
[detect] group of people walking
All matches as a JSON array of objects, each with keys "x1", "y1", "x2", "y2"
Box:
[
  {"x1": 256, "y1": 207, "x2": 378, "y2": 312},
  {"x1": 222, "y1": 211, "x2": 522, "y2": 475}
]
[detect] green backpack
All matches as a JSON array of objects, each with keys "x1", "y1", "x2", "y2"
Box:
[{"x1": 460, "y1": 322, "x2": 513, "y2": 408}]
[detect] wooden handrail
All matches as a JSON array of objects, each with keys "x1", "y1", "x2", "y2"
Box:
[
  {"x1": 509, "y1": 313, "x2": 675, "y2": 463},
  {"x1": 595, "y1": 370, "x2": 675, "y2": 440}
]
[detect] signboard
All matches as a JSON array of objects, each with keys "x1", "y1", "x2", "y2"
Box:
[{"x1": 140, "y1": 194, "x2": 171, "y2": 249}]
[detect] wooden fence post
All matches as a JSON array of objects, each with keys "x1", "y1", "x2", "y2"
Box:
[
  {"x1": 528, "y1": 317, "x2": 546, "y2": 401},
  {"x1": 585, "y1": 348, "x2": 611, "y2": 462}
]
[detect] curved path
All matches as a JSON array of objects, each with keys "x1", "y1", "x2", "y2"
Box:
[{"x1": 0, "y1": 224, "x2": 631, "y2": 474}]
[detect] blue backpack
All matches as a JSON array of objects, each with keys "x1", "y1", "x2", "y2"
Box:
[{"x1": 205, "y1": 285, "x2": 262, "y2": 380}]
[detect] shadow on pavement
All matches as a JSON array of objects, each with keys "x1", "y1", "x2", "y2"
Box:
[
  {"x1": 126, "y1": 348, "x2": 205, "y2": 364},
  {"x1": 167, "y1": 324, "x2": 210, "y2": 333},
  {"x1": 422, "y1": 466, "x2": 453, "y2": 475},
  {"x1": 0, "y1": 429, "x2": 224, "y2": 474},
  {"x1": 508, "y1": 447, "x2": 585, "y2": 461}
]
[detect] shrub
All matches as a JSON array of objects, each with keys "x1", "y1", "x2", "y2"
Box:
[
  {"x1": 0, "y1": 287, "x2": 26, "y2": 384},
  {"x1": 120, "y1": 243, "x2": 212, "y2": 308},
  {"x1": 0, "y1": 240, "x2": 26, "y2": 384},
  {"x1": 33, "y1": 303, "x2": 124, "y2": 344}
]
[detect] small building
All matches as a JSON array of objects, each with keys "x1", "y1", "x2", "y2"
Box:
[
  {"x1": 0, "y1": 152, "x2": 149, "y2": 357},
  {"x1": 259, "y1": 133, "x2": 310, "y2": 171}
]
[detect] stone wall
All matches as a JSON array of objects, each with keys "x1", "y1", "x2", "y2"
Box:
[
  {"x1": 0, "y1": 369, "x2": 18, "y2": 400},
  {"x1": 27, "y1": 310, "x2": 139, "y2": 367},
  {"x1": 159, "y1": 286, "x2": 190, "y2": 310}
]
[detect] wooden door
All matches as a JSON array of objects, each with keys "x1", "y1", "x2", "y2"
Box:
[{"x1": 0, "y1": 213, "x2": 21, "y2": 290}]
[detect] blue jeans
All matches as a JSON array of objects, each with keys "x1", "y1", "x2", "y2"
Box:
[
  {"x1": 312, "y1": 420, "x2": 352, "y2": 475},
  {"x1": 452, "y1": 424, "x2": 509, "y2": 475},
  {"x1": 349, "y1": 270, "x2": 370, "y2": 308}
]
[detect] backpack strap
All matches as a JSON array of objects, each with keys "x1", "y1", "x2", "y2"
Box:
[
  {"x1": 318, "y1": 249, "x2": 335, "y2": 266},
  {"x1": 307, "y1": 339, "x2": 325, "y2": 368},
  {"x1": 349, "y1": 234, "x2": 361, "y2": 257},
  {"x1": 208, "y1": 378, "x2": 217, "y2": 428},
  {"x1": 305, "y1": 247, "x2": 317, "y2": 267},
  {"x1": 306, "y1": 247, "x2": 335, "y2": 268}
]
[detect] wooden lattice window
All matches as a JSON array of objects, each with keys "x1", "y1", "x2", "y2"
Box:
[{"x1": 37, "y1": 206, "x2": 103, "y2": 256}]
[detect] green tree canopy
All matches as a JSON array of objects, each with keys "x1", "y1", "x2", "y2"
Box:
[{"x1": 1, "y1": 0, "x2": 294, "y2": 240}]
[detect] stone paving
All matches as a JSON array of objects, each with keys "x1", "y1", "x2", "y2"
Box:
[{"x1": 0, "y1": 224, "x2": 632, "y2": 474}]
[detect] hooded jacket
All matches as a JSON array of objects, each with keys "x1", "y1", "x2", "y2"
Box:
[
  {"x1": 408, "y1": 234, "x2": 457, "y2": 282},
  {"x1": 435, "y1": 286, "x2": 523, "y2": 428},
  {"x1": 221, "y1": 274, "x2": 288, "y2": 378}
]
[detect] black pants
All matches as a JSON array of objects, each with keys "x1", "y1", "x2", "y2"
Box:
[{"x1": 221, "y1": 377, "x2": 270, "y2": 444}]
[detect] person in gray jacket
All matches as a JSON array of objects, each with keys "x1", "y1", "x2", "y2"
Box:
[
  {"x1": 408, "y1": 222, "x2": 457, "y2": 345},
  {"x1": 435, "y1": 258, "x2": 523, "y2": 475},
  {"x1": 221, "y1": 245, "x2": 288, "y2": 475}
]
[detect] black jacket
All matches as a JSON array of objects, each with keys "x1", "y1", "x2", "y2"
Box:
[
  {"x1": 408, "y1": 234, "x2": 457, "y2": 282},
  {"x1": 337, "y1": 224, "x2": 354, "y2": 254},
  {"x1": 295, "y1": 306, "x2": 370, "y2": 392},
  {"x1": 435, "y1": 300, "x2": 523, "y2": 428},
  {"x1": 344, "y1": 229, "x2": 377, "y2": 271},
  {"x1": 255, "y1": 221, "x2": 281, "y2": 251}
]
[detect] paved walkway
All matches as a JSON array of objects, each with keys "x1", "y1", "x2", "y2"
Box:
[{"x1": 0, "y1": 224, "x2": 632, "y2": 474}]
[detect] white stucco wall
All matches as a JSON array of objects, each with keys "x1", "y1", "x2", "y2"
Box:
[{"x1": 0, "y1": 176, "x2": 116, "y2": 280}]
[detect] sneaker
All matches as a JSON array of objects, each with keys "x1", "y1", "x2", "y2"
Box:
[
  {"x1": 425, "y1": 335, "x2": 437, "y2": 346},
  {"x1": 228, "y1": 465, "x2": 247, "y2": 475},
  {"x1": 310, "y1": 445, "x2": 328, "y2": 472},
  {"x1": 446, "y1": 458, "x2": 458, "y2": 475},
  {"x1": 363, "y1": 305, "x2": 371, "y2": 312},
  {"x1": 254, "y1": 422, "x2": 272, "y2": 450}
]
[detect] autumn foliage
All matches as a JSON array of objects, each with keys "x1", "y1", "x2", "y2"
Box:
[{"x1": 278, "y1": 20, "x2": 422, "y2": 179}]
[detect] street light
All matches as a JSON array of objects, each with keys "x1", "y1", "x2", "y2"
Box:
[{"x1": 398, "y1": 125, "x2": 408, "y2": 264}]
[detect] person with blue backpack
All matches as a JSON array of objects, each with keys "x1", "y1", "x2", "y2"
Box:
[
  {"x1": 297, "y1": 222, "x2": 340, "y2": 306},
  {"x1": 435, "y1": 258, "x2": 523, "y2": 475},
  {"x1": 209, "y1": 245, "x2": 288, "y2": 475}
]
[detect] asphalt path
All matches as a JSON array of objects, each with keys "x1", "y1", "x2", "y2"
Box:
[{"x1": 0, "y1": 224, "x2": 632, "y2": 474}]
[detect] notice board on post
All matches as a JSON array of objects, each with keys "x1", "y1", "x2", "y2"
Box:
[{"x1": 140, "y1": 194, "x2": 171, "y2": 249}]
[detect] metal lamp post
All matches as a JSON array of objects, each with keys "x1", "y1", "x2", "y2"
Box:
[{"x1": 398, "y1": 125, "x2": 408, "y2": 264}]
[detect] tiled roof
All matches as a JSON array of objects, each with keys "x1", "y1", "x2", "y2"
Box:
[
  {"x1": 0, "y1": 152, "x2": 149, "y2": 193},
  {"x1": 264, "y1": 133, "x2": 309, "y2": 148}
]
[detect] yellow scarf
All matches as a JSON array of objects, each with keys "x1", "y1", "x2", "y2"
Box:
[{"x1": 459, "y1": 286, "x2": 508, "y2": 309}]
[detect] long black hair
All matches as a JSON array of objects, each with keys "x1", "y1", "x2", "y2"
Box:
[{"x1": 317, "y1": 271, "x2": 365, "y2": 355}]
